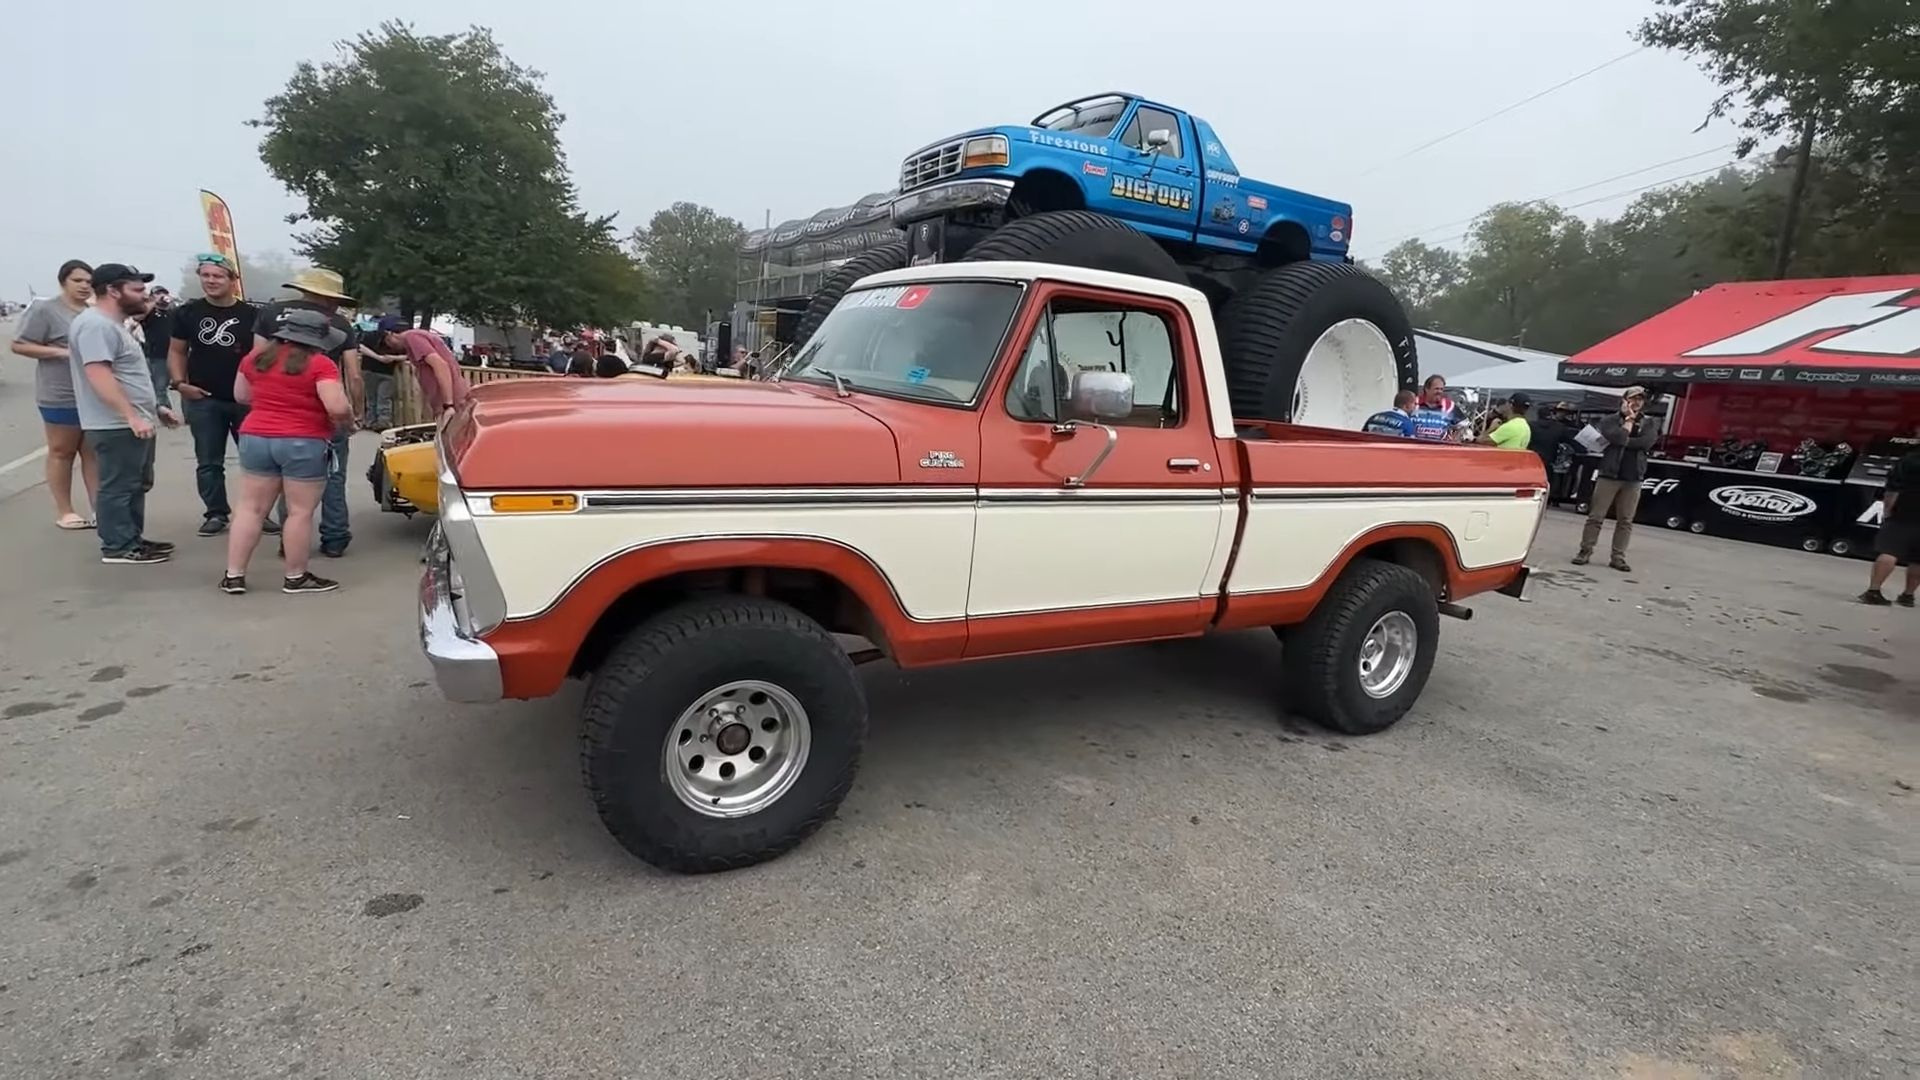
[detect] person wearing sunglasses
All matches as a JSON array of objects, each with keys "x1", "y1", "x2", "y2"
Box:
[{"x1": 167, "y1": 253, "x2": 275, "y2": 538}]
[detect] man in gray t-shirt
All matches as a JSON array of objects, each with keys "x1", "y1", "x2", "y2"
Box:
[
  {"x1": 14, "y1": 296, "x2": 84, "y2": 413},
  {"x1": 69, "y1": 263, "x2": 177, "y2": 563}
]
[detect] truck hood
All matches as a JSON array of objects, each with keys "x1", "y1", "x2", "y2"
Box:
[{"x1": 444, "y1": 377, "x2": 902, "y2": 490}]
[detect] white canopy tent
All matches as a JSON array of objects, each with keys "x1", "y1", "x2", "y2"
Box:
[{"x1": 1449, "y1": 355, "x2": 1623, "y2": 399}]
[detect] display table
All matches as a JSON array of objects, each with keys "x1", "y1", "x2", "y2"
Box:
[
  {"x1": 1827, "y1": 481, "x2": 1887, "y2": 560},
  {"x1": 1567, "y1": 458, "x2": 1697, "y2": 531},
  {"x1": 1684, "y1": 466, "x2": 1847, "y2": 553}
]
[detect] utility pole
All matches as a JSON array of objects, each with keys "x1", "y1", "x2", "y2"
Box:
[{"x1": 1774, "y1": 115, "x2": 1817, "y2": 279}]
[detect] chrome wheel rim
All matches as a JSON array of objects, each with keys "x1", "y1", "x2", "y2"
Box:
[
  {"x1": 1294, "y1": 318, "x2": 1400, "y2": 430},
  {"x1": 664, "y1": 680, "x2": 812, "y2": 819},
  {"x1": 1357, "y1": 611, "x2": 1418, "y2": 699}
]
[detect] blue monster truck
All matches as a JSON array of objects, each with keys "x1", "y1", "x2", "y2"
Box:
[{"x1": 795, "y1": 93, "x2": 1418, "y2": 428}]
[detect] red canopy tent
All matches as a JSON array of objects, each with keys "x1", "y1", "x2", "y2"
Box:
[{"x1": 1560, "y1": 275, "x2": 1920, "y2": 389}]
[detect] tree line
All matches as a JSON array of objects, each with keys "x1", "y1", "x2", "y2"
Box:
[{"x1": 1369, "y1": 0, "x2": 1916, "y2": 355}]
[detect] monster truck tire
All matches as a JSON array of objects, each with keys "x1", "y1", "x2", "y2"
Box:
[
  {"x1": 579, "y1": 596, "x2": 867, "y2": 873},
  {"x1": 1280, "y1": 558, "x2": 1438, "y2": 736},
  {"x1": 961, "y1": 210, "x2": 1185, "y2": 285},
  {"x1": 1217, "y1": 261, "x2": 1417, "y2": 426},
  {"x1": 795, "y1": 241, "x2": 909, "y2": 347}
]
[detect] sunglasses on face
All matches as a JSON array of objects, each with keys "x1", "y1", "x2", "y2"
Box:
[{"x1": 197, "y1": 254, "x2": 236, "y2": 269}]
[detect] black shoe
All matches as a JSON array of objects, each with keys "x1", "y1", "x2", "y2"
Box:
[
  {"x1": 103, "y1": 547, "x2": 168, "y2": 565},
  {"x1": 198, "y1": 516, "x2": 229, "y2": 537},
  {"x1": 319, "y1": 541, "x2": 349, "y2": 559},
  {"x1": 1609, "y1": 557, "x2": 1632, "y2": 573},
  {"x1": 1859, "y1": 590, "x2": 1892, "y2": 606},
  {"x1": 1571, "y1": 552, "x2": 1591, "y2": 566},
  {"x1": 282, "y1": 572, "x2": 340, "y2": 595},
  {"x1": 261, "y1": 518, "x2": 282, "y2": 536},
  {"x1": 219, "y1": 574, "x2": 247, "y2": 595},
  {"x1": 140, "y1": 539, "x2": 176, "y2": 556},
  {"x1": 1899, "y1": 593, "x2": 1916, "y2": 608}
]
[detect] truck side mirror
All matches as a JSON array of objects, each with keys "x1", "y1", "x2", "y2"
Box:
[
  {"x1": 1069, "y1": 369, "x2": 1135, "y2": 421},
  {"x1": 1145, "y1": 128, "x2": 1172, "y2": 152}
]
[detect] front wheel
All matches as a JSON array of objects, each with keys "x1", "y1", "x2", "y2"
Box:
[
  {"x1": 580, "y1": 597, "x2": 867, "y2": 873},
  {"x1": 1280, "y1": 559, "x2": 1440, "y2": 735}
]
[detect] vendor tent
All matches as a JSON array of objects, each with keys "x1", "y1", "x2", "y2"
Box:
[
  {"x1": 1413, "y1": 329, "x2": 1558, "y2": 382},
  {"x1": 1561, "y1": 275, "x2": 1920, "y2": 388}
]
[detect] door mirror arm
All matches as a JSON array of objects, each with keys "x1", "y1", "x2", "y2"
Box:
[{"x1": 1051, "y1": 420, "x2": 1119, "y2": 488}]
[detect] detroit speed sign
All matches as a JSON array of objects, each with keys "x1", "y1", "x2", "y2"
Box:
[{"x1": 1708, "y1": 484, "x2": 1818, "y2": 523}]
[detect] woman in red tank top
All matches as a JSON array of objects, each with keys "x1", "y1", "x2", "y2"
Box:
[{"x1": 222, "y1": 310, "x2": 355, "y2": 596}]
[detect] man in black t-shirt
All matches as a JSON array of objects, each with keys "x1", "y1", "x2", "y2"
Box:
[
  {"x1": 169, "y1": 255, "x2": 264, "y2": 536},
  {"x1": 252, "y1": 268, "x2": 361, "y2": 557},
  {"x1": 1860, "y1": 440, "x2": 1920, "y2": 607}
]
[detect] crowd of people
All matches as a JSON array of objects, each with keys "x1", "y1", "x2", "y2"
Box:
[{"x1": 8, "y1": 256, "x2": 463, "y2": 594}]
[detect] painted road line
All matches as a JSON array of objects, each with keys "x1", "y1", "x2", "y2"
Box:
[{"x1": 0, "y1": 446, "x2": 49, "y2": 476}]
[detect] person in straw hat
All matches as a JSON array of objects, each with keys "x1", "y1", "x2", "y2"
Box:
[{"x1": 253, "y1": 268, "x2": 362, "y2": 559}]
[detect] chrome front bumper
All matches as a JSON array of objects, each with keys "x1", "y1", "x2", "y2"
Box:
[
  {"x1": 889, "y1": 178, "x2": 1015, "y2": 226},
  {"x1": 418, "y1": 525, "x2": 503, "y2": 703}
]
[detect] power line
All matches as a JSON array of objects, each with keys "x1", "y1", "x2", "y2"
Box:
[
  {"x1": 1378, "y1": 161, "x2": 1741, "y2": 255},
  {"x1": 1352, "y1": 46, "x2": 1649, "y2": 179},
  {"x1": 1358, "y1": 144, "x2": 1737, "y2": 257}
]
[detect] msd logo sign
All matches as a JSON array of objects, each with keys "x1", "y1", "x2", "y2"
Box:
[{"x1": 1709, "y1": 485, "x2": 1819, "y2": 523}]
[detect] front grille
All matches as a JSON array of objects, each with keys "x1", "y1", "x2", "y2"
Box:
[{"x1": 900, "y1": 139, "x2": 965, "y2": 190}]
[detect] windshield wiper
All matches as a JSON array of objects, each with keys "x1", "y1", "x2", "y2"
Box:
[{"x1": 806, "y1": 368, "x2": 852, "y2": 398}]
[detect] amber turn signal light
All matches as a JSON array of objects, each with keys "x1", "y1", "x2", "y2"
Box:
[{"x1": 488, "y1": 493, "x2": 579, "y2": 513}]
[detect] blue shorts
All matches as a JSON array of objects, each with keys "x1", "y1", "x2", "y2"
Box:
[
  {"x1": 237, "y1": 434, "x2": 330, "y2": 482},
  {"x1": 39, "y1": 405, "x2": 81, "y2": 426}
]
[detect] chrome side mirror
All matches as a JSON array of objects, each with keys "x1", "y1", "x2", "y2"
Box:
[
  {"x1": 1069, "y1": 369, "x2": 1135, "y2": 421},
  {"x1": 1145, "y1": 128, "x2": 1172, "y2": 152}
]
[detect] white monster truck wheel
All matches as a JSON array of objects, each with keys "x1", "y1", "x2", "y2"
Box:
[
  {"x1": 1291, "y1": 318, "x2": 1404, "y2": 431},
  {"x1": 1218, "y1": 261, "x2": 1419, "y2": 428}
]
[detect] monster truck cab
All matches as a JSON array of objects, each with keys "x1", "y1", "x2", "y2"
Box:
[
  {"x1": 421, "y1": 262, "x2": 1543, "y2": 874},
  {"x1": 890, "y1": 93, "x2": 1352, "y2": 271}
]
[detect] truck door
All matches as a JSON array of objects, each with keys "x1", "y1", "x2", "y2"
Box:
[
  {"x1": 1099, "y1": 103, "x2": 1200, "y2": 245},
  {"x1": 967, "y1": 281, "x2": 1228, "y2": 657}
]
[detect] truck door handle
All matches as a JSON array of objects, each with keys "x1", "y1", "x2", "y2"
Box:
[{"x1": 1167, "y1": 457, "x2": 1202, "y2": 471}]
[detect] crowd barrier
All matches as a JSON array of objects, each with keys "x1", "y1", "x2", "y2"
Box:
[{"x1": 388, "y1": 364, "x2": 555, "y2": 427}]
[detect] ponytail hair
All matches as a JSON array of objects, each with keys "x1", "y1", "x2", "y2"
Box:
[{"x1": 254, "y1": 340, "x2": 318, "y2": 376}]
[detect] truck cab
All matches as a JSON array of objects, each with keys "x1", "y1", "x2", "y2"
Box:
[{"x1": 889, "y1": 93, "x2": 1353, "y2": 269}]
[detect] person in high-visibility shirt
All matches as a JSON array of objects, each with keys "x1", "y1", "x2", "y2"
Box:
[{"x1": 1487, "y1": 393, "x2": 1534, "y2": 451}]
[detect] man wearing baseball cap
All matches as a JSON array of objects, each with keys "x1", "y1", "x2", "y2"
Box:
[
  {"x1": 1575, "y1": 385, "x2": 1659, "y2": 572},
  {"x1": 68, "y1": 264, "x2": 179, "y2": 564}
]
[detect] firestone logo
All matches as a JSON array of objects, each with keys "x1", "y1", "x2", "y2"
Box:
[{"x1": 1709, "y1": 485, "x2": 1817, "y2": 523}]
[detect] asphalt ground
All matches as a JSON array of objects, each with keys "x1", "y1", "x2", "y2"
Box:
[{"x1": 1, "y1": 334, "x2": 1914, "y2": 1078}]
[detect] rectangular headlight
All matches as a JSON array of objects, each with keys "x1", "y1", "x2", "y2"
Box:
[{"x1": 963, "y1": 135, "x2": 1009, "y2": 169}]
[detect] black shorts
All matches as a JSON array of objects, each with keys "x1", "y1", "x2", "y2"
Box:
[{"x1": 1876, "y1": 518, "x2": 1920, "y2": 561}]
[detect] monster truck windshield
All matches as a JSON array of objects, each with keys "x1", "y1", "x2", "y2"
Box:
[
  {"x1": 786, "y1": 282, "x2": 1024, "y2": 406},
  {"x1": 1033, "y1": 95, "x2": 1128, "y2": 138}
]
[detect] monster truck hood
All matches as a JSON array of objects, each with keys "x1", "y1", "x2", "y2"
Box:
[{"x1": 442, "y1": 377, "x2": 902, "y2": 490}]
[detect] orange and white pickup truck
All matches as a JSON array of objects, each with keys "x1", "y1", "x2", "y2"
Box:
[{"x1": 420, "y1": 261, "x2": 1545, "y2": 872}]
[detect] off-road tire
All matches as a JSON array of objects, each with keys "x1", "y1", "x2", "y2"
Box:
[
  {"x1": 794, "y1": 241, "x2": 910, "y2": 347},
  {"x1": 1280, "y1": 558, "x2": 1439, "y2": 736},
  {"x1": 579, "y1": 596, "x2": 867, "y2": 873},
  {"x1": 961, "y1": 210, "x2": 1185, "y2": 285},
  {"x1": 1217, "y1": 261, "x2": 1417, "y2": 422}
]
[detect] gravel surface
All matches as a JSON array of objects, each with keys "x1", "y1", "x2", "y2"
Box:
[{"x1": 0, "y1": 427, "x2": 1913, "y2": 1079}]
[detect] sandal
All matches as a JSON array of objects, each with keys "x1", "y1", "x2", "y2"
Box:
[{"x1": 55, "y1": 515, "x2": 96, "y2": 531}]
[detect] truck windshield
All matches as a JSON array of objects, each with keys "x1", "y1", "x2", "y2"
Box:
[
  {"x1": 786, "y1": 282, "x2": 1023, "y2": 406},
  {"x1": 1033, "y1": 96, "x2": 1127, "y2": 138}
]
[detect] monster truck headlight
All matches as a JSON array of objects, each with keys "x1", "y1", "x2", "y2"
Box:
[{"x1": 963, "y1": 135, "x2": 1009, "y2": 169}]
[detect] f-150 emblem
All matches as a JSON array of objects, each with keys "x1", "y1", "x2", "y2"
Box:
[{"x1": 918, "y1": 450, "x2": 965, "y2": 469}]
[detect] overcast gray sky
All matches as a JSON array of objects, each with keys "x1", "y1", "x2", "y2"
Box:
[{"x1": 2, "y1": 0, "x2": 1729, "y2": 300}]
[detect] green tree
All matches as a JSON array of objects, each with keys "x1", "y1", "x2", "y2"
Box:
[
  {"x1": 1637, "y1": 0, "x2": 1919, "y2": 273},
  {"x1": 253, "y1": 22, "x2": 644, "y2": 327},
  {"x1": 1426, "y1": 203, "x2": 1624, "y2": 353},
  {"x1": 629, "y1": 202, "x2": 746, "y2": 328},
  {"x1": 1374, "y1": 240, "x2": 1465, "y2": 326}
]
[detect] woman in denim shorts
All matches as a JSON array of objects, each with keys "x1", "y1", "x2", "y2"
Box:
[{"x1": 221, "y1": 309, "x2": 355, "y2": 595}]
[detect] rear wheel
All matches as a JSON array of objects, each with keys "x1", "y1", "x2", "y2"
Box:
[
  {"x1": 1218, "y1": 262, "x2": 1417, "y2": 428},
  {"x1": 579, "y1": 596, "x2": 867, "y2": 873},
  {"x1": 960, "y1": 210, "x2": 1186, "y2": 284},
  {"x1": 1281, "y1": 559, "x2": 1439, "y2": 736},
  {"x1": 795, "y1": 241, "x2": 909, "y2": 347}
]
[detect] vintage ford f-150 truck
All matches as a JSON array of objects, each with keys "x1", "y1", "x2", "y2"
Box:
[
  {"x1": 794, "y1": 93, "x2": 1419, "y2": 432},
  {"x1": 421, "y1": 262, "x2": 1544, "y2": 873}
]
